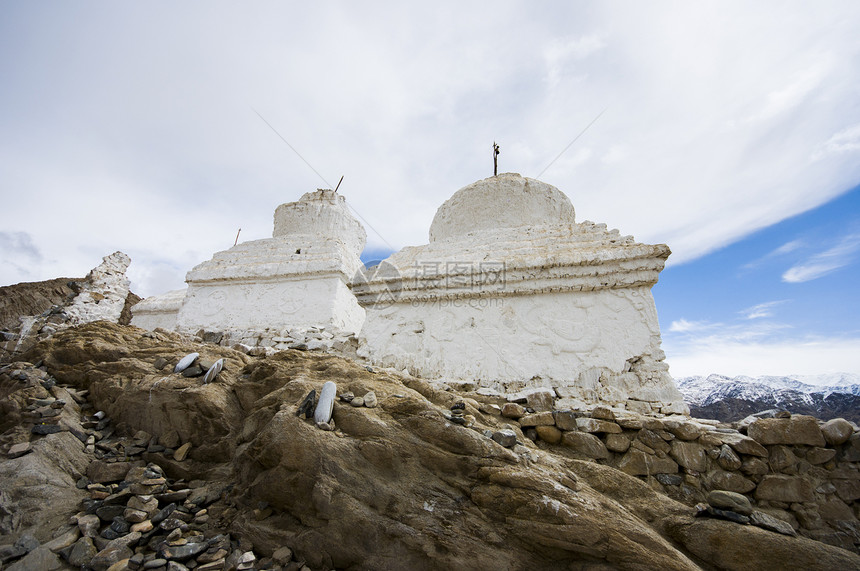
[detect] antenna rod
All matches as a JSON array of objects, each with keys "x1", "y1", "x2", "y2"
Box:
[
  {"x1": 334, "y1": 175, "x2": 344, "y2": 193},
  {"x1": 234, "y1": 228, "x2": 241, "y2": 247}
]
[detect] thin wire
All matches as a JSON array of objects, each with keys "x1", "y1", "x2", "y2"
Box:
[
  {"x1": 253, "y1": 107, "x2": 396, "y2": 251},
  {"x1": 537, "y1": 108, "x2": 607, "y2": 178},
  {"x1": 253, "y1": 108, "x2": 333, "y2": 189}
]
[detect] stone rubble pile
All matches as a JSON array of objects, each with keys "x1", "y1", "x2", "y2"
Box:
[
  {"x1": 478, "y1": 395, "x2": 860, "y2": 552},
  {"x1": 0, "y1": 361, "x2": 311, "y2": 571}
]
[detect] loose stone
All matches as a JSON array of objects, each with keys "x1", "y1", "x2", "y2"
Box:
[
  {"x1": 173, "y1": 353, "x2": 199, "y2": 374},
  {"x1": 313, "y1": 381, "x2": 336, "y2": 424}
]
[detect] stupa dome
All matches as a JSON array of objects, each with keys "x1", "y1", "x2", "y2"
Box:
[
  {"x1": 273, "y1": 189, "x2": 366, "y2": 256},
  {"x1": 429, "y1": 173, "x2": 576, "y2": 242}
]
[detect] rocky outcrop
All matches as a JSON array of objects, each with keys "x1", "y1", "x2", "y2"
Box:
[
  {"x1": 1, "y1": 322, "x2": 857, "y2": 570},
  {"x1": 0, "y1": 252, "x2": 137, "y2": 358},
  {"x1": 0, "y1": 277, "x2": 80, "y2": 331}
]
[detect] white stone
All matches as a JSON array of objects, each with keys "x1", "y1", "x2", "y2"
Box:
[
  {"x1": 175, "y1": 189, "x2": 366, "y2": 338},
  {"x1": 314, "y1": 381, "x2": 337, "y2": 424},
  {"x1": 130, "y1": 289, "x2": 186, "y2": 331},
  {"x1": 174, "y1": 352, "x2": 199, "y2": 373},
  {"x1": 354, "y1": 173, "x2": 683, "y2": 411},
  {"x1": 202, "y1": 358, "x2": 224, "y2": 384}
]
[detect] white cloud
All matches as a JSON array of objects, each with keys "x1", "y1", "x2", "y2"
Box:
[
  {"x1": 740, "y1": 300, "x2": 787, "y2": 320},
  {"x1": 782, "y1": 233, "x2": 860, "y2": 283},
  {"x1": 1, "y1": 1, "x2": 860, "y2": 295},
  {"x1": 666, "y1": 336, "x2": 860, "y2": 378},
  {"x1": 741, "y1": 239, "x2": 805, "y2": 270},
  {"x1": 813, "y1": 123, "x2": 860, "y2": 160},
  {"x1": 669, "y1": 318, "x2": 712, "y2": 333},
  {"x1": 543, "y1": 34, "x2": 606, "y2": 88}
]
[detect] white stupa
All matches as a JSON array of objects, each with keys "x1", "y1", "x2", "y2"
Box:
[
  {"x1": 354, "y1": 173, "x2": 686, "y2": 415},
  {"x1": 173, "y1": 189, "x2": 366, "y2": 339}
]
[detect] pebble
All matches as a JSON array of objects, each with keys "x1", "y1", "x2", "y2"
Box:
[{"x1": 363, "y1": 391, "x2": 378, "y2": 408}]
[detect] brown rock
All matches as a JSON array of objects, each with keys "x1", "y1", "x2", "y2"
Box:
[
  {"x1": 818, "y1": 498, "x2": 855, "y2": 522},
  {"x1": 159, "y1": 429, "x2": 181, "y2": 449},
  {"x1": 561, "y1": 431, "x2": 609, "y2": 459},
  {"x1": 805, "y1": 447, "x2": 836, "y2": 465},
  {"x1": 173, "y1": 442, "x2": 192, "y2": 462},
  {"x1": 7, "y1": 442, "x2": 31, "y2": 458},
  {"x1": 747, "y1": 416, "x2": 825, "y2": 447},
  {"x1": 666, "y1": 517, "x2": 860, "y2": 570},
  {"x1": 833, "y1": 479, "x2": 860, "y2": 502},
  {"x1": 637, "y1": 429, "x2": 670, "y2": 453},
  {"x1": 664, "y1": 420, "x2": 701, "y2": 441},
  {"x1": 617, "y1": 449, "x2": 677, "y2": 476},
  {"x1": 525, "y1": 390, "x2": 555, "y2": 412},
  {"x1": 768, "y1": 445, "x2": 798, "y2": 473},
  {"x1": 535, "y1": 425, "x2": 562, "y2": 444},
  {"x1": 821, "y1": 418, "x2": 853, "y2": 446},
  {"x1": 717, "y1": 444, "x2": 742, "y2": 471},
  {"x1": 842, "y1": 433, "x2": 860, "y2": 461},
  {"x1": 552, "y1": 410, "x2": 578, "y2": 431},
  {"x1": 740, "y1": 457, "x2": 769, "y2": 475},
  {"x1": 518, "y1": 412, "x2": 555, "y2": 427},
  {"x1": 670, "y1": 441, "x2": 707, "y2": 472},
  {"x1": 706, "y1": 470, "x2": 756, "y2": 494},
  {"x1": 707, "y1": 490, "x2": 753, "y2": 515},
  {"x1": 86, "y1": 460, "x2": 138, "y2": 484},
  {"x1": 589, "y1": 406, "x2": 615, "y2": 421},
  {"x1": 500, "y1": 403, "x2": 525, "y2": 419},
  {"x1": 68, "y1": 537, "x2": 98, "y2": 567},
  {"x1": 605, "y1": 433, "x2": 631, "y2": 453},
  {"x1": 717, "y1": 432, "x2": 768, "y2": 457},
  {"x1": 5, "y1": 546, "x2": 67, "y2": 571},
  {"x1": 575, "y1": 417, "x2": 622, "y2": 434},
  {"x1": 755, "y1": 475, "x2": 814, "y2": 503}
]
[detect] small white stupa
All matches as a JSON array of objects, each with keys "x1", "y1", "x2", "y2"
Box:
[
  {"x1": 354, "y1": 173, "x2": 686, "y2": 415},
  {"x1": 173, "y1": 189, "x2": 366, "y2": 340}
]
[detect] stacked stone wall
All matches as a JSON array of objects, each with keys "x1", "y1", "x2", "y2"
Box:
[{"x1": 497, "y1": 403, "x2": 860, "y2": 553}]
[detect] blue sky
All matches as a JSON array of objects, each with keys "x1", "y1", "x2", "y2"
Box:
[
  {"x1": 656, "y1": 183, "x2": 860, "y2": 376},
  {"x1": 2, "y1": 2, "x2": 860, "y2": 377}
]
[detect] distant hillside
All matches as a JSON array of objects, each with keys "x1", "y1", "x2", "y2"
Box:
[{"x1": 678, "y1": 373, "x2": 860, "y2": 423}]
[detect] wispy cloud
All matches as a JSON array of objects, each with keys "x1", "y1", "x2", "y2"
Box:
[
  {"x1": 543, "y1": 34, "x2": 606, "y2": 88},
  {"x1": 669, "y1": 318, "x2": 713, "y2": 333},
  {"x1": 813, "y1": 122, "x2": 860, "y2": 160},
  {"x1": 740, "y1": 300, "x2": 787, "y2": 320},
  {"x1": 0, "y1": 231, "x2": 42, "y2": 262},
  {"x1": 782, "y1": 233, "x2": 860, "y2": 283},
  {"x1": 742, "y1": 239, "x2": 805, "y2": 270}
]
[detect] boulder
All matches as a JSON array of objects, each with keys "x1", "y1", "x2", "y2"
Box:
[
  {"x1": 755, "y1": 475, "x2": 814, "y2": 503},
  {"x1": 576, "y1": 418, "x2": 622, "y2": 434},
  {"x1": 706, "y1": 471, "x2": 756, "y2": 494},
  {"x1": 821, "y1": 418, "x2": 853, "y2": 446},
  {"x1": 561, "y1": 431, "x2": 609, "y2": 459},
  {"x1": 670, "y1": 441, "x2": 708, "y2": 472},
  {"x1": 617, "y1": 449, "x2": 678, "y2": 476},
  {"x1": 707, "y1": 490, "x2": 753, "y2": 516},
  {"x1": 747, "y1": 416, "x2": 825, "y2": 447}
]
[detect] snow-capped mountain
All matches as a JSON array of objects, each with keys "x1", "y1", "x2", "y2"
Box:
[{"x1": 676, "y1": 373, "x2": 860, "y2": 423}]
